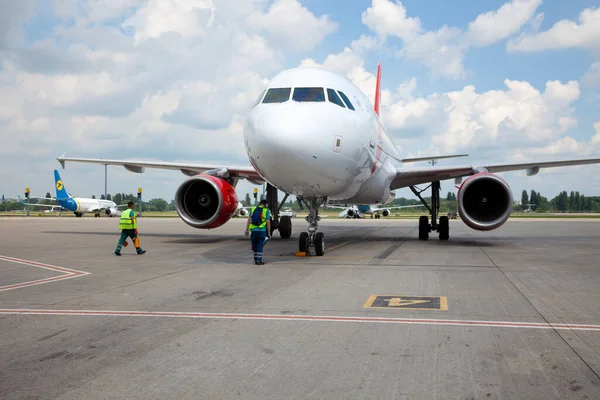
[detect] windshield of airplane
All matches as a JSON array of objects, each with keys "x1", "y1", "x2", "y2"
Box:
[
  {"x1": 262, "y1": 88, "x2": 291, "y2": 103},
  {"x1": 327, "y1": 89, "x2": 346, "y2": 108},
  {"x1": 337, "y1": 91, "x2": 355, "y2": 110},
  {"x1": 292, "y1": 87, "x2": 325, "y2": 102}
]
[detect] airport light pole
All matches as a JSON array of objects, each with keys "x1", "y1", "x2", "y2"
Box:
[
  {"x1": 104, "y1": 164, "x2": 108, "y2": 200},
  {"x1": 137, "y1": 188, "x2": 142, "y2": 217},
  {"x1": 25, "y1": 188, "x2": 30, "y2": 217}
]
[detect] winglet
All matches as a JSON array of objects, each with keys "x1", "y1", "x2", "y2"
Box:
[
  {"x1": 57, "y1": 152, "x2": 67, "y2": 169},
  {"x1": 374, "y1": 63, "x2": 381, "y2": 116}
]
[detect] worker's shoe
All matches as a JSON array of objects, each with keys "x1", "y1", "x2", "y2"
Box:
[
  {"x1": 137, "y1": 250, "x2": 146, "y2": 255},
  {"x1": 114, "y1": 251, "x2": 121, "y2": 256},
  {"x1": 255, "y1": 261, "x2": 266, "y2": 265}
]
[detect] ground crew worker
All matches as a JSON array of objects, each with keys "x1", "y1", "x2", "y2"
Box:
[
  {"x1": 245, "y1": 199, "x2": 271, "y2": 265},
  {"x1": 115, "y1": 201, "x2": 146, "y2": 256}
]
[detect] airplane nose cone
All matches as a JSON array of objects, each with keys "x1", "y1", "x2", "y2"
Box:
[{"x1": 244, "y1": 105, "x2": 355, "y2": 196}]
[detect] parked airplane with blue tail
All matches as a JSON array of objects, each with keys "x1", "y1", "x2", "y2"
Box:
[{"x1": 26, "y1": 171, "x2": 123, "y2": 217}]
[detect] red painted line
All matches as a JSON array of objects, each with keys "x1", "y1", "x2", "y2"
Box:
[
  {"x1": 1, "y1": 309, "x2": 599, "y2": 332},
  {"x1": 0, "y1": 255, "x2": 89, "y2": 292}
]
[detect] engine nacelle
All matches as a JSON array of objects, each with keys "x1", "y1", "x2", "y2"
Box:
[
  {"x1": 346, "y1": 209, "x2": 355, "y2": 218},
  {"x1": 105, "y1": 207, "x2": 118, "y2": 217},
  {"x1": 174, "y1": 175, "x2": 238, "y2": 229},
  {"x1": 457, "y1": 173, "x2": 513, "y2": 231},
  {"x1": 239, "y1": 208, "x2": 249, "y2": 217},
  {"x1": 381, "y1": 209, "x2": 390, "y2": 217}
]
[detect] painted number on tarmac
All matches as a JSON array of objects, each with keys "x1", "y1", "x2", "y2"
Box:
[{"x1": 363, "y1": 295, "x2": 448, "y2": 310}]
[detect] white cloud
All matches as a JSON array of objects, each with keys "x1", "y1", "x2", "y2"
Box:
[
  {"x1": 582, "y1": 62, "x2": 600, "y2": 88},
  {"x1": 122, "y1": 0, "x2": 216, "y2": 42},
  {"x1": 361, "y1": 0, "x2": 421, "y2": 42},
  {"x1": 508, "y1": 8, "x2": 600, "y2": 54},
  {"x1": 383, "y1": 79, "x2": 581, "y2": 154},
  {"x1": 247, "y1": 0, "x2": 337, "y2": 52},
  {"x1": 363, "y1": 0, "x2": 541, "y2": 79},
  {"x1": 466, "y1": 0, "x2": 542, "y2": 46},
  {"x1": 0, "y1": 0, "x2": 36, "y2": 48}
]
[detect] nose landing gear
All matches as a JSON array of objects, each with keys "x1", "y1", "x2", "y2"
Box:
[{"x1": 298, "y1": 197, "x2": 326, "y2": 256}]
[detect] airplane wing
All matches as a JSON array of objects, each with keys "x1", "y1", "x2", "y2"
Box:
[
  {"x1": 391, "y1": 157, "x2": 600, "y2": 189},
  {"x1": 57, "y1": 154, "x2": 265, "y2": 184}
]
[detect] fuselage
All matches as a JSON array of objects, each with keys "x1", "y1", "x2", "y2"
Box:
[
  {"x1": 244, "y1": 67, "x2": 400, "y2": 205},
  {"x1": 57, "y1": 197, "x2": 117, "y2": 213}
]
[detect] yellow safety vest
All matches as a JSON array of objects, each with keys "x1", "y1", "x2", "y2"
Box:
[
  {"x1": 249, "y1": 207, "x2": 268, "y2": 230},
  {"x1": 119, "y1": 209, "x2": 137, "y2": 230}
]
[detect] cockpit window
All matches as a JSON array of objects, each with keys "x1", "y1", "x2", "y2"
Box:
[
  {"x1": 292, "y1": 87, "x2": 325, "y2": 102},
  {"x1": 327, "y1": 89, "x2": 346, "y2": 108},
  {"x1": 337, "y1": 91, "x2": 355, "y2": 111},
  {"x1": 252, "y1": 90, "x2": 266, "y2": 107},
  {"x1": 262, "y1": 88, "x2": 291, "y2": 103}
]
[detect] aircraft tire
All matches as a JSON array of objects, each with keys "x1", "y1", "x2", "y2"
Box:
[
  {"x1": 438, "y1": 216, "x2": 449, "y2": 240},
  {"x1": 299, "y1": 232, "x2": 309, "y2": 253},
  {"x1": 418, "y1": 216, "x2": 429, "y2": 240},
  {"x1": 314, "y1": 232, "x2": 325, "y2": 256},
  {"x1": 279, "y1": 216, "x2": 292, "y2": 239}
]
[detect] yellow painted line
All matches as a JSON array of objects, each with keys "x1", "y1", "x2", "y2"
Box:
[{"x1": 326, "y1": 241, "x2": 349, "y2": 254}]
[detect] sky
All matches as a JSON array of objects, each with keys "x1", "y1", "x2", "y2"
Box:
[{"x1": 1, "y1": 0, "x2": 600, "y2": 202}]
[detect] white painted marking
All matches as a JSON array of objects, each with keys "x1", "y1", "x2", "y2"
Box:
[
  {"x1": 1, "y1": 308, "x2": 599, "y2": 332},
  {"x1": 0, "y1": 255, "x2": 90, "y2": 292}
]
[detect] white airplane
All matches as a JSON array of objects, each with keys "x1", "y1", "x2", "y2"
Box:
[
  {"x1": 57, "y1": 64, "x2": 600, "y2": 255},
  {"x1": 233, "y1": 202, "x2": 251, "y2": 217},
  {"x1": 328, "y1": 204, "x2": 423, "y2": 219},
  {"x1": 29, "y1": 170, "x2": 123, "y2": 217}
]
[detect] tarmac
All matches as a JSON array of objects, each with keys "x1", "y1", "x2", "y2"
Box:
[{"x1": 1, "y1": 216, "x2": 600, "y2": 399}]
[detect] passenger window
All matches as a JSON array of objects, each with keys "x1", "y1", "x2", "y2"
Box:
[
  {"x1": 252, "y1": 90, "x2": 266, "y2": 107},
  {"x1": 262, "y1": 88, "x2": 291, "y2": 103},
  {"x1": 292, "y1": 87, "x2": 325, "y2": 102},
  {"x1": 337, "y1": 91, "x2": 355, "y2": 110},
  {"x1": 327, "y1": 89, "x2": 346, "y2": 108}
]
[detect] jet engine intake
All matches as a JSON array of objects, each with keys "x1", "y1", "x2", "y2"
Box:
[
  {"x1": 174, "y1": 175, "x2": 238, "y2": 229},
  {"x1": 346, "y1": 209, "x2": 355, "y2": 218},
  {"x1": 457, "y1": 173, "x2": 513, "y2": 231},
  {"x1": 105, "y1": 207, "x2": 118, "y2": 217},
  {"x1": 381, "y1": 209, "x2": 390, "y2": 217}
]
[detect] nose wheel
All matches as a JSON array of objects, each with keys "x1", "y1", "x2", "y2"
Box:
[{"x1": 298, "y1": 197, "x2": 326, "y2": 256}]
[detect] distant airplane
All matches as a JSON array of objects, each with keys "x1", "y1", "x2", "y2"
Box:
[
  {"x1": 57, "y1": 64, "x2": 600, "y2": 256},
  {"x1": 27, "y1": 170, "x2": 124, "y2": 217},
  {"x1": 329, "y1": 204, "x2": 424, "y2": 219},
  {"x1": 233, "y1": 202, "x2": 251, "y2": 217}
]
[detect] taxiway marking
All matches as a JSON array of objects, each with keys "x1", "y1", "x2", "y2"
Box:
[
  {"x1": 1, "y1": 308, "x2": 600, "y2": 331},
  {"x1": 0, "y1": 255, "x2": 90, "y2": 292}
]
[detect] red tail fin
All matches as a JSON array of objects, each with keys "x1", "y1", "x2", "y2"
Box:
[{"x1": 374, "y1": 63, "x2": 381, "y2": 116}]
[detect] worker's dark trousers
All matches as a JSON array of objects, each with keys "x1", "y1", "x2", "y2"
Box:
[
  {"x1": 115, "y1": 229, "x2": 143, "y2": 254},
  {"x1": 250, "y1": 230, "x2": 267, "y2": 263}
]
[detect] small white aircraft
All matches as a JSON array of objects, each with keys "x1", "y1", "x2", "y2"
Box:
[
  {"x1": 29, "y1": 170, "x2": 124, "y2": 217},
  {"x1": 328, "y1": 204, "x2": 423, "y2": 219},
  {"x1": 233, "y1": 202, "x2": 251, "y2": 217},
  {"x1": 57, "y1": 64, "x2": 600, "y2": 255}
]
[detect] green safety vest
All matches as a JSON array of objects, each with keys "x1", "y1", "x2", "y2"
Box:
[
  {"x1": 119, "y1": 209, "x2": 137, "y2": 230},
  {"x1": 249, "y1": 206, "x2": 268, "y2": 230}
]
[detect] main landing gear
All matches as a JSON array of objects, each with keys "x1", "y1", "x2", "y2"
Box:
[
  {"x1": 410, "y1": 181, "x2": 449, "y2": 241},
  {"x1": 265, "y1": 183, "x2": 292, "y2": 239},
  {"x1": 297, "y1": 197, "x2": 326, "y2": 256}
]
